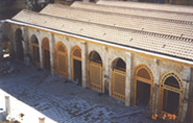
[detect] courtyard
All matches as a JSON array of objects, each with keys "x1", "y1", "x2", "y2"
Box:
[{"x1": 0, "y1": 60, "x2": 165, "y2": 123}]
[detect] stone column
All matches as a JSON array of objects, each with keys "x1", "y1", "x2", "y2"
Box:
[
  {"x1": 180, "y1": 67, "x2": 191, "y2": 122},
  {"x1": 102, "y1": 46, "x2": 108, "y2": 93},
  {"x1": 21, "y1": 26, "x2": 30, "y2": 65},
  {"x1": 125, "y1": 52, "x2": 132, "y2": 106},
  {"x1": 152, "y1": 58, "x2": 160, "y2": 114},
  {"x1": 39, "y1": 36, "x2": 43, "y2": 69},
  {"x1": 81, "y1": 42, "x2": 87, "y2": 88},
  {"x1": 187, "y1": 67, "x2": 193, "y2": 123},
  {"x1": 104, "y1": 46, "x2": 110, "y2": 95},
  {"x1": 50, "y1": 34, "x2": 55, "y2": 75},
  {"x1": 67, "y1": 42, "x2": 71, "y2": 80},
  {"x1": 107, "y1": 56, "x2": 111, "y2": 96},
  {"x1": 5, "y1": 96, "x2": 11, "y2": 116}
]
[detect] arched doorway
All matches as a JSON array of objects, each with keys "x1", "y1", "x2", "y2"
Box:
[
  {"x1": 31, "y1": 35, "x2": 40, "y2": 67},
  {"x1": 55, "y1": 41, "x2": 68, "y2": 77},
  {"x1": 158, "y1": 72, "x2": 182, "y2": 120},
  {"x1": 42, "y1": 38, "x2": 50, "y2": 71},
  {"x1": 111, "y1": 58, "x2": 126, "y2": 101},
  {"x1": 89, "y1": 51, "x2": 103, "y2": 92},
  {"x1": 71, "y1": 46, "x2": 82, "y2": 85},
  {"x1": 15, "y1": 28, "x2": 24, "y2": 60},
  {"x1": 133, "y1": 65, "x2": 153, "y2": 110}
]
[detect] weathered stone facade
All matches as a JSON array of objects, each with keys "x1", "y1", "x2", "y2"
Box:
[
  {"x1": 2, "y1": 22, "x2": 191, "y2": 122},
  {"x1": 2, "y1": 1, "x2": 193, "y2": 122}
]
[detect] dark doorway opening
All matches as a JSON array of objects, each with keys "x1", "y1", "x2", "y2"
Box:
[
  {"x1": 44, "y1": 50, "x2": 50, "y2": 71},
  {"x1": 73, "y1": 59, "x2": 82, "y2": 85},
  {"x1": 33, "y1": 46, "x2": 40, "y2": 62},
  {"x1": 15, "y1": 29, "x2": 24, "y2": 60},
  {"x1": 136, "y1": 80, "x2": 150, "y2": 108},
  {"x1": 163, "y1": 90, "x2": 179, "y2": 115}
]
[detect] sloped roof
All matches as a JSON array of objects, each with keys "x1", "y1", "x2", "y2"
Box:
[
  {"x1": 13, "y1": 10, "x2": 193, "y2": 61},
  {"x1": 97, "y1": 0, "x2": 193, "y2": 14},
  {"x1": 40, "y1": 4, "x2": 193, "y2": 39},
  {"x1": 71, "y1": 2, "x2": 193, "y2": 22}
]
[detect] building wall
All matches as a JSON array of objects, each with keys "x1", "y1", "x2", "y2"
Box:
[
  {"x1": 126, "y1": 0, "x2": 193, "y2": 5},
  {"x1": 7, "y1": 24, "x2": 192, "y2": 122}
]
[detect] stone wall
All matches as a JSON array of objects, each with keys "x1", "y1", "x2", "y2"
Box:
[{"x1": 8, "y1": 24, "x2": 192, "y2": 122}]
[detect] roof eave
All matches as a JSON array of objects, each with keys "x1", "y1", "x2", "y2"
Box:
[{"x1": 3, "y1": 19, "x2": 193, "y2": 67}]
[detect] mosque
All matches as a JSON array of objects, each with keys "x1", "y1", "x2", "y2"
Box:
[{"x1": 1, "y1": 1, "x2": 193, "y2": 122}]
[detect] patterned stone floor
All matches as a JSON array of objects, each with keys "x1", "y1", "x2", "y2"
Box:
[{"x1": 0, "y1": 60, "x2": 166, "y2": 123}]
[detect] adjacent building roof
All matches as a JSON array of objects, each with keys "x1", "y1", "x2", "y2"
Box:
[
  {"x1": 40, "y1": 4, "x2": 193, "y2": 39},
  {"x1": 13, "y1": 10, "x2": 193, "y2": 61},
  {"x1": 71, "y1": 2, "x2": 193, "y2": 22},
  {"x1": 97, "y1": 0, "x2": 193, "y2": 14}
]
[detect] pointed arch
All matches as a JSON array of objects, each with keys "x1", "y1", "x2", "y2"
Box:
[
  {"x1": 111, "y1": 57, "x2": 126, "y2": 101},
  {"x1": 133, "y1": 64, "x2": 154, "y2": 111},
  {"x1": 158, "y1": 72, "x2": 182, "y2": 120},
  {"x1": 89, "y1": 51, "x2": 103, "y2": 92},
  {"x1": 30, "y1": 34, "x2": 40, "y2": 67},
  {"x1": 71, "y1": 46, "x2": 81, "y2": 59},
  {"x1": 71, "y1": 46, "x2": 82, "y2": 85},
  {"x1": 89, "y1": 50, "x2": 102, "y2": 64},
  {"x1": 42, "y1": 37, "x2": 50, "y2": 70},
  {"x1": 55, "y1": 41, "x2": 68, "y2": 77}
]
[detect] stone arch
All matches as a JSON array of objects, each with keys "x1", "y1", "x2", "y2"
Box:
[
  {"x1": 158, "y1": 72, "x2": 182, "y2": 120},
  {"x1": 30, "y1": 34, "x2": 40, "y2": 67},
  {"x1": 89, "y1": 50, "x2": 103, "y2": 91},
  {"x1": 15, "y1": 28, "x2": 24, "y2": 60},
  {"x1": 133, "y1": 64, "x2": 154, "y2": 110},
  {"x1": 111, "y1": 57, "x2": 126, "y2": 101},
  {"x1": 112, "y1": 57, "x2": 126, "y2": 71},
  {"x1": 55, "y1": 41, "x2": 68, "y2": 77},
  {"x1": 71, "y1": 46, "x2": 82, "y2": 85},
  {"x1": 89, "y1": 50, "x2": 102, "y2": 64},
  {"x1": 42, "y1": 37, "x2": 50, "y2": 70}
]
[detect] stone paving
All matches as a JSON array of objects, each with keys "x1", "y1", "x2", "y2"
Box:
[{"x1": 0, "y1": 60, "x2": 166, "y2": 123}]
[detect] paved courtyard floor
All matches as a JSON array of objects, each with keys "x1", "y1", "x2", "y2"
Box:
[{"x1": 0, "y1": 60, "x2": 166, "y2": 123}]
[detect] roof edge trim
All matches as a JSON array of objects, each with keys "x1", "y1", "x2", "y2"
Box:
[{"x1": 4, "y1": 19, "x2": 193, "y2": 67}]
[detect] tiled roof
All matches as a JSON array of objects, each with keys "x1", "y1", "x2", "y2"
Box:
[
  {"x1": 13, "y1": 10, "x2": 193, "y2": 61},
  {"x1": 97, "y1": 0, "x2": 193, "y2": 14},
  {"x1": 40, "y1": 4, "x2": 193, "y2": 39},
  {"x1": 71, "y1": 2, "x2": 193, "y2": 22}
]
